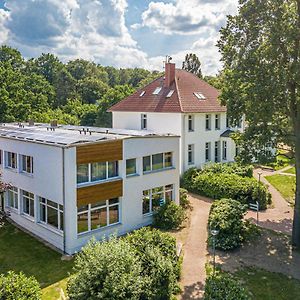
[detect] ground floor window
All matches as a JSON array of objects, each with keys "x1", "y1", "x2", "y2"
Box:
[
  {"x1": 39, "y1": 197, "x2": 63, "y2": 231},
  {"x1": 22, "y1": 190, "x2": 34, "y2": 217},
  {"x1": 222, "y1": 141, "x2": 227, "y2": 160},
  {"x1": 7, "y1": 186, "x2": 18, "y2": 210},
  {"x1": 77, "y1": 198, "x2": 120, "y2": 234},
  {"x1": 142, "y1": 184, "x2": 174, "y2": 215}
]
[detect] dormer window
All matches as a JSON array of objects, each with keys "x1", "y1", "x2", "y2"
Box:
[
  {"x1": 153, "y1": 87, "x2": 162, "y2": 95},
  {"x1": 140, "y1": 91, "x2": 145, "y2": 97},
  {"x1": 166, "y1": 90, "x2": 174, "y2": 98},
  {"x1": 194, "y1": 92, "x2": 206, "y2": 100}
]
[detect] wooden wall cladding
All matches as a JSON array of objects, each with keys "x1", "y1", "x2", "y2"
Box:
[
  {"x1": 76, "y1": 140, "x2": 123, "y2": 164},
  {"x1": 77, "y1": 180, "x2": 123, "y2": 207}
]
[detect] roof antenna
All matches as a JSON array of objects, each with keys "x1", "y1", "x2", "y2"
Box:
[{"x1": 163, "y1": 55, "x2": 173, "y2": 69}]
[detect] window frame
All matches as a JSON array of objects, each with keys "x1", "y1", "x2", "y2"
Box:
[
  {"x1": 21, "y1": 190, "x2": 35, "y2": 218},
  {"x1": 188, "y1": 115, "x2": 194, "y2": 132},
  {"x1": 7, "y1": 186, "x2": 18, "y2": 210},
  {"x1": 126, "y1": 158, "x2": 137, "y2": 176},
  {"x1": 142, "y1": 152, "x2": 173, "y2": 173},
  {"x1": 222, "y1": 141, "x2": 227, "y2": 160},
  {"x1": 39, "y1": 197, "x2": 63, "y2": 231},
  {"x1": 21, "y1": 155, "x2": 33, "y2": 174},
  {"x1": 6, "y1": 151, "x2": 18, "y2": 170},
  {"x1": 205, "y1": 114, "x2": 211, "y2": 131},
  {"x1": 215, "y1": 114, "x2": 220, "y2": 130},
  {"x1": 215, "y1": 141, "x2": 220, "y2": 163},
  {"x1": 188, "y1": 144, "x2": 194, "y2": 165},
  {"x1": 141, "y1": 114, "x2": 147, "y2": 130},
  {"x1": 205, "y1": 142, "x2": 211, "y2": 162}
]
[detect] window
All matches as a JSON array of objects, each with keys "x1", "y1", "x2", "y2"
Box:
[
  {"x1": 142, "y1": 184, "x2": 174, "y2": 215},
  {"x1": 194, "y1": 92, "x2": 206, "y2": 100},
  {"x1": 140, "y1": 91, "x2": 145, "y2": 97},
  {"x1": 77, "y1": 198, "x2": 120, "y2": 234},
  {"x1": 21, "y1": 155, "x2": 33, "y2": 174},
  {"x1": 205, "y1": 114, "x2": 211, "y2": 130},
  {"x1": 166, "y1": 90, "x2": 174, "y2": 98},
  {"x1": 222, "y1": 141, "x2": 227, "y2": 160},
  {"x1": 7, "y1": 186, "x2": 18, "y2": 210},
  {"x1": 188, "y1": 144, "x2": 194, "y2": 165},
  {"x1": 6, "y1": 152, "x2": 17, "y2": 169},
  {"x1": 77, "y1": 161, "x2": 119, "y2": 184},
  {"x1": 126, "y1": 158, "x2": 137, "y2": 176},
  {"x1": 188, "y1": 115, "x2": 194, "y2": 132},
  {"x1": 205, "y1": 142, "x2": 211, "y2": 162},
  {"x1": 215, "y1": 114, "x2": 220, "y2": 130},
  {"x1": 215, "y1": 141, "x2": 220, "y2": 162},
  {"x1": 39, "y1": 197, "x2": 63, "y2": 231},
  {"x1": 141, "y1": 114, "x2": 147, "y2": 130},
  {"x1": 226, "y1": 116, "x2": 230, "y2": 128},
  {"x1": 153, "y1": 87, "x2": 162, "y2": 95},
  {"x1": 143, "y1": 152, "x2": 173, "y2": 173},
  {"x1": 22, "y1": 190, "x2": 34, "y2": 217}
]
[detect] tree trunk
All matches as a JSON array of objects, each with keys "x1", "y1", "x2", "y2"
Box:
[{"x1": 292, "y1": 112, "x2": 300, "y2": 247}]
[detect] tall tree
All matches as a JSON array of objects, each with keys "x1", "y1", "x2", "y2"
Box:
[
  {"x1": 182, "y1": 53, "x2": 203, "y2": 78},
  {"x1": 218, "y1": 0, "x2": 300, "y2": 246}
]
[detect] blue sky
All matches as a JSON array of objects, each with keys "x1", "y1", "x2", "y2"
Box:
[{"x1": 0, "y1": 0, "x2": 238, "y2": 75}]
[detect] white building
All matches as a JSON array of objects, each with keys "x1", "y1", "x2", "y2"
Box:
[
  {"x1": 0, "y1": 123, "x2": 179, "y2": 254},
  {"x1": 109, "y1": 62, "x2": 244, "y2": 173}
]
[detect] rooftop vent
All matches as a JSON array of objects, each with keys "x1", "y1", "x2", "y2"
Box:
[
  {"x1": 153, "y1": 87, "x2": 162, "y2": 95},
  {"x1": 28, "y1": 119, "x2": 34, "y2": 126},
  {"x1": 194, "y1": 92, "x2": 206, "y2": 100},
  {"x1": 50, "y1": 120, "x2": 58, "y2": 127},
  {"x1": 166, "y1": 90, "x2": 174, "y2": 98},
  {"x1": 140, "y1": 91, "x2": 145, "y2": 97}
]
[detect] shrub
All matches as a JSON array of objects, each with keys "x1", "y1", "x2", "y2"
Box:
[
  {"x1": 179, "y1": 188, "x2": 190, "y2": 209},
  {"x1": 201, "y1": 163, "x2": 253, "y2": 178},
  {"x1": 181, "y1": 167, "x2": 200, "y2": 190},
  {"x1": 0, "y1": 271, "x2": 41, "y2": 300},
  {"x1": 204, "y1": 273, "x2": 250, "y2": 300},
  {"x1": 67, "y1": 237, "x2": 144, "y2": 300},
  {"x1": 208, "y1": 199, "x2": 247, "y2": 250},
  {"x1": 126, "y1": 227, "x2": 181, "y2": 299},
  {"x1": 192, "y1": 173, "x2": 271, "y2": 209},
  {"x1": 153, "y1": 201, "x2": 186, "y2": 230}
]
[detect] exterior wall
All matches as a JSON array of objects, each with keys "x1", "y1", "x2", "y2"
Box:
[{"x1": 0, "y1": 138, "x2": 64, "y2": 250}]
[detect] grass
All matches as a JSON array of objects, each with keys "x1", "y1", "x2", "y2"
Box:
[
  {"x1": 262, "y1": 150, "x2": 295, "y2": 171},
  {"x1": 265, "y1": 174, "x2": 296, "y2": 204},
  {"x1": 0, "y1": 221, "x2": 73, "y2": 299},
  {"x1": 283, "y1": 167, "x2": 296, "y2": 175},
  {"x1": 236, "y1": 268, "x2": 300, "y2": 300}
]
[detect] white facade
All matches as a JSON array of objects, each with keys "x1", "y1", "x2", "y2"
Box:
[
  {"x1": 112, "y1": 111, "x2": 244, "y2": 173},
  {"x1": 1, "y1": 125, "x2": 179, "y2": 254}
]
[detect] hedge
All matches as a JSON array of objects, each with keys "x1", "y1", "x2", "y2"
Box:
[{"x1": 202, "y1": 163, "x2": 253, "y2": 178}]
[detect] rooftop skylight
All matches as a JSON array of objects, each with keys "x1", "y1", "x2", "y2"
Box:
[
  {"x1": 153, "y1": 87, "x2": 162, "y2": 95},
  {"x1": 166, "y1": 90, "x2": 174, "y2": 98},
  {"x1": 140, "y1": 91, "x2": 145, "y2": 97},
  {"x1": 194, "y1": 92, "x2": 206, "y2": 100}
]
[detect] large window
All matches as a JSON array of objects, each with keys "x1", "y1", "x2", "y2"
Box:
[
  {"x1": 188, "y1": 115, "x2": 194, "y2": 132},
  {"x1": 215, "y1": 114, "x2": 220, "y2": 130},
  {"x1": 22, "y1": 190, "x2": 34, "y2": 217},
  {"x1": 77, "y1": 198, "x2": 120, "y2": 234},
  {"x1": 215, "y1": 141, "x2": 220, "y2": 162},
  {"x1": 126, "y1": 158, "x2": 137, "y2": 176},
  {"x1": 142, "y1": 184, "x2": 174, "y2": 215},
  {"x1": 222, "y1": 141, "x2": 227, "y2": 160},
  {"x1": 39, "y1": 197, "x2": 63, "y2": 231},
  {"x1": 77, "y1": 161, "x2": 119, "y2": 184},
  {"x1": 142, "y1": 152, "x2": 173, "y2": 173},
  {"x1": 141, "y1": 114, "x2": 147, "y2": 130},
  {"x1": 21, "y1": 155, "x2": 33, "y2": 174},
  {"x1": 188, "y1": 144, "x2": 194, "y2": 165},
  {"x1": 7, "y1": 186, "x2": 18, "y2": 210},
  {"x1": 205, "y1": 142, "x2": 211, "y2": 162},
  {"x1": 6, "y1": 152, "x2": 18, "y2": 169},
  {"x1": 205, "y1": 114, "x2": 211, "y2": 130}
]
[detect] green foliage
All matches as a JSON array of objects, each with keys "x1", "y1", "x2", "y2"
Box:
[
  {"x1": 179, "y1": 188, "x2": 190, "y2": 209},
  {"x1": 0, "y1": 271, "x2": 41, "y2": 300},
  {"x1": 153, "y1": 201, "x2": 186, "y2": 230},
  {"x1": 182, "y1": 53, "x2": 202, "y2": 78},
  {"x1": 204, "y1": 273, "x2": 250, "y2": 300},
  {"x1": 67, "y1": 237, "x2": 144, "y2": 300},
  {"x1": 181, "y1": 167, "x2": 200, "y2": 191},
  {"x1": 202, "y1": 163, "x2": 253, "y2": 178},
  {"x1": 208, "y1": 199, "x2": 247, "y2": 250}
]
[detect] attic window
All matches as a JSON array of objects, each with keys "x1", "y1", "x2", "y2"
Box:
[
  {"x1": 194, "y1": 92, "x2": 206, "y2": 100},
  {"x1": 140, "y1": 91, "x2": 145, "y2": 97},
  {"x1": 166, "y1": 90, "x2": 174, "y2": 98},
  {"x1": 153, "y1": 87, "x2": 162, "y2": 95}
]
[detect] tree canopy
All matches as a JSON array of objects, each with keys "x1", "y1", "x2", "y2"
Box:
[{"x1": 182, "y1": 53, "x2": 203, "y2": 78}]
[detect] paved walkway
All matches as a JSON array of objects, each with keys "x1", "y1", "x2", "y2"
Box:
[
  {"x1": 180, "y1": 194, "x2": 212, "y2": 300},
  {"x1": 246, "y1": 168, "x2": 294, "y2": 235}
]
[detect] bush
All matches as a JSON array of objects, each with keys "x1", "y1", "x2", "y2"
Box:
[
  {"x1": 201, "y1": 163, "x2": 253, "y2": 178},
  {"x1": 67, "y1": 237, "x2": 144, "y2": 300},
  {"x1": 126, "y1": 227, "x2": 181, "y2": 299},
  {"x1": 181, "y1": 167, "x2": 200, "y2": 191},
  {"x1": 153, "y1": 201, "x2": 186, "y2": 230},
  {"x1": 191, "y1": 172, "x2": 271, "y2": 209},
  {"x1": 204, "y1": 273, "x2": 250, "y2": 300},
  {"x1": 0, "y1": 271, "x2": 41, "y2": 300},
  {"x1": 208, "y1": 199, "x2": 247, "y2": 250},
  {"x1": 179, "y1": 188, "x2": 190, "y2": 209}
]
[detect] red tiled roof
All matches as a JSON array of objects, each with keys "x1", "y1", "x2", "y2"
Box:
[{"x1": 108, "y1": 69, "x2": 226, "y2": 113}]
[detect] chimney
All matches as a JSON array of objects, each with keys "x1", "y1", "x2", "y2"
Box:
[{"x1": 165, "y1": 62, "x2": 175, "y2": 87}]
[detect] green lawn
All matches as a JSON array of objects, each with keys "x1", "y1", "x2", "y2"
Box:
[
  {"x1": 262, "y1": 150, "x2": 295, "y2": 171},
  {"x1": 265, "y1": 174, "x2": 296, "y2": 204},
  {"x1": 236, "y1": 268, "x2": 300, "y2": 300},
  {"x1": 0, "y1": 222, "x2": 73, "y2": 299},
  {"x1": 283, "y1": 167, "x2": 296, "y2": 175}
]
